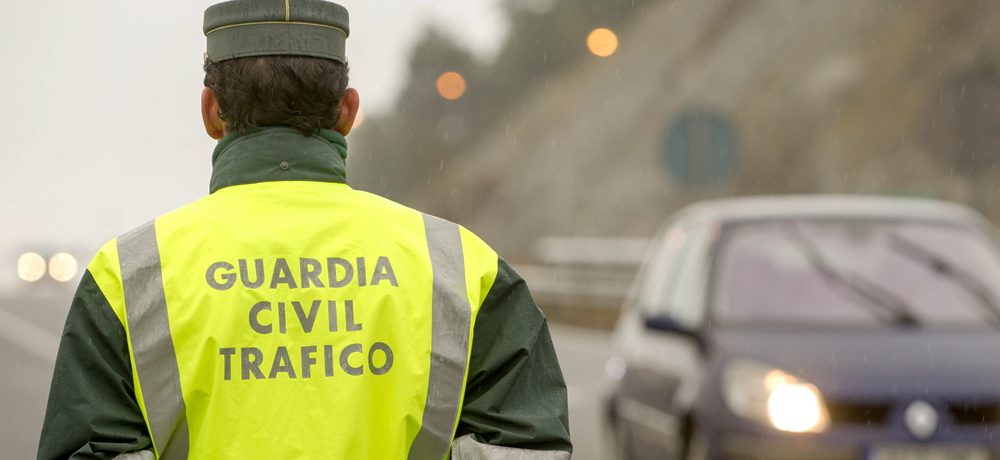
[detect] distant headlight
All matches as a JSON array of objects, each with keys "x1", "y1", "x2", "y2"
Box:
[
  {"x1": 48, "y1": 253, "x2": 78, "y2": 283},
  {"x1": 17, "y1": 252, "x2": 47, "y2": 282},
  {"x1": 723, "y1": 359, "x2": 829, "y2": 433}
]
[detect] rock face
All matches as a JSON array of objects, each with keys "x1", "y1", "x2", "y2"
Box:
[{"x1": 412, "y1": 0, "x2": 1000, "y2": 259}]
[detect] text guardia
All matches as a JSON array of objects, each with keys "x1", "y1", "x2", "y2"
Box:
[{"x1": 206, "y1": 257, "x2": 400, "y2": 381}]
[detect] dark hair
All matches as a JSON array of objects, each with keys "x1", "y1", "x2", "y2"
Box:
[{"x1": 203, "y1": 56, "x2": 350, "y2": 135}]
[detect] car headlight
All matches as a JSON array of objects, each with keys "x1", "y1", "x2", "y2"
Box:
[
  {"x1": 722, "y1": 359, "x2": 829, "y2": 433},
  {"x1": 17, "y1": 252, "x2": 47, "y2": 282},
  {"x1": 48, "y1": 252, "x2": 79, "y2": 283}
]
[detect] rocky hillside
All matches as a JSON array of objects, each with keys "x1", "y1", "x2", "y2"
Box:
[{"x1": 355, "y1": 0, "x2": 1000, "y2": 259}]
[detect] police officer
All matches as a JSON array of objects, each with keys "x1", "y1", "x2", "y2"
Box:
[{"x1": 37, "y1": 1, "x2": 572, "y2": 458}]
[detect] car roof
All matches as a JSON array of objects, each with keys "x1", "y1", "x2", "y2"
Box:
[{"x1": 674, "y1": 195, "x2": 987, "y2": 226}]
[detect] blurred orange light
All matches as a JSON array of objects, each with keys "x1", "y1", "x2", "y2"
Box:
[
  {"x1": 587, "y1": 28, "x2": 619, "y2": 57},
  {"x1": 352, "y1": 107, "x2": 365, "y2": 130},
  {"x1": 436, "y1": 71, "x2": 467, "y2": 101}
]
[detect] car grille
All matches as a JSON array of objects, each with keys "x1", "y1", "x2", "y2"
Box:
[
  {"x1": 826, "y1": 401, "x2": 893, "y2": 425},
  {"x1": 948, "y1": 401, "x2": 1000, "y2": 426},
  {"x1": 825, "y1": 400, "x2": 1000, "y2": 427}
]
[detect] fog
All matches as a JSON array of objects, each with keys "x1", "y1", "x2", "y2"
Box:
[
  {"x1": 7, "y1": 1, "x2": 1000, "y2": 458},
  {"x1": 0, "y1": 0, "x2": 506, "y2": 291}
]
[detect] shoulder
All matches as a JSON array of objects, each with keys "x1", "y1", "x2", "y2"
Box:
[
  {"x1": 349, "y1": 189, "x2": 498, "y2": 253},
  {"x1": 349, "y1": 189, "x2": 502, "y2": 287},
  {"x1": 344, "y1": 187, "x2": 427, "y2": 219}
]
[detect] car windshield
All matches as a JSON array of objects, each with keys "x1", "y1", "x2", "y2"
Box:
[{"x1": 714, "y1": 219, "x2": 1000, "y2": 328}]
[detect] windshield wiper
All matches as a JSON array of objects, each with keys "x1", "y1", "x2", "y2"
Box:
[
  {"x1": 888, "y1": 234, "x2": 1000, "y2": 329},
  {"x1": 783, "y1": 225, "x2": 920, "y2": 327}
]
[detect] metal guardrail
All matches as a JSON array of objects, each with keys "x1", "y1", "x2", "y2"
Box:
[
  {"x1": 516, "y1": 237, "x2": 650, "y2": 330},
  {"x1": 534, "y1": 237, "x2": 650, "y2": 267},
  {"x1": 517, "y1": 264, "x2": 636, "y2": 306}
]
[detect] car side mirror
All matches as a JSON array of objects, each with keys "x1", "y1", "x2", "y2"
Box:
[{"x1": 644, "y1": 314, "x2": 707, "y2": 350}]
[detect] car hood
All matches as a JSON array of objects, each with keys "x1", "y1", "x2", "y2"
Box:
[{"x1": 713, "y1": 327, "x2": 1000, "y2": 399}]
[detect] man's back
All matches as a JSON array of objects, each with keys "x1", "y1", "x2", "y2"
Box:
[
  {"x1": 167, "y1": 143, "x2": 490, "y2": 457},
  {"x1": 39, "y1": 128, "x2": 571, "y2": 459}
]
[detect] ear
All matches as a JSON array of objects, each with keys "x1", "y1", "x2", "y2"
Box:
[
  {"x1": 202, "y1": 87, "x2": 226, "y2": 140},
  {"x1": 334, "y1": 87, "x2": 360, "y2": 136}
]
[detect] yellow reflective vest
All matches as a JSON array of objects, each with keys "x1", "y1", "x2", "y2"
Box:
[{"x1": 87, "y1": 180, "x2": 500, "y2": 459}]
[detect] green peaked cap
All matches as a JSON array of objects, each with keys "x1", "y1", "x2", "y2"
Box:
[{"x1": 204, "y1": 0, "x2": 350, "y2": 63}]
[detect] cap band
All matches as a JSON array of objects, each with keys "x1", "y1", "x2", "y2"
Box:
[
  {"x1": 204, "y1": 0, "x2": 349, "y2": 63},
  {"x1": 205, "y1": 21, "x2": 346, "y2": 36}
]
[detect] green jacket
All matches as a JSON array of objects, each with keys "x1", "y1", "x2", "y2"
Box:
[{"x1": 38, "y1": 127, "x2": 572, "y2": 459}]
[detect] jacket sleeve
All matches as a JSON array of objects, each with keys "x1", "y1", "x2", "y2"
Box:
[
  {"x1": 455, "y1": 259, "x2": 572, "y2": 457},
  {"x1": 37, "y1": 270, "x2": 152, "y2": 460}
]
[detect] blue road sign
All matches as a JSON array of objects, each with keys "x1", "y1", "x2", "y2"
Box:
[{"x1": 661, "y1": 110, "x2": 739, "y2": 187}]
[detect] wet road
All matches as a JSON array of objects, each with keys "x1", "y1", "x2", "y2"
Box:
[
  {"x1": 0, "y1": 294, "x2": 66, "y2": 460},
  {"x1": 550, "y1": 325, "x2": 615, "y2": 460}
]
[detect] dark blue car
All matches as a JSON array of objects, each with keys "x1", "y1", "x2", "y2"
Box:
[{"x1": 605, "y1": 196, "x2": 1000, "y2": 460}]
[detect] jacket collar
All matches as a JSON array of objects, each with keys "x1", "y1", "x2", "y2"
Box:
[{"x1": 209, "y1": 126, "x2": 348, "y2": 194}]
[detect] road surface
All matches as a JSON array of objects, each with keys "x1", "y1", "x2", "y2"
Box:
[{"x1": 551, "y1": 325, "x2": 615, "y2": 460}]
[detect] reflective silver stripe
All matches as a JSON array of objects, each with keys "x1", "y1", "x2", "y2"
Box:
[
  {"x1": 112, "y1": 450, "x2": 155, "y2": 460},
  {"x1": 118, "y1": 221, "x2": 189, "y2": 460},
  {"x1": 451, "y1": 435, "x2": 572, "y2": 460},
  {"x1": 408, "y1": 215, "x2": 473, "y2": 460}
]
